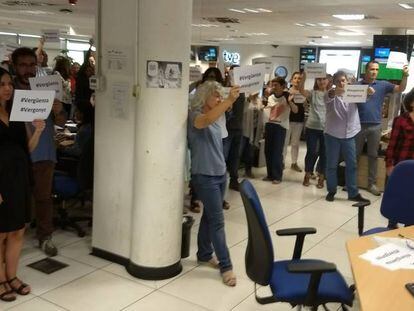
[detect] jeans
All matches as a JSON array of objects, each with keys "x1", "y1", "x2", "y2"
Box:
[
  {"x1": 223, "y1": 129, "x2": 243, "y2": 182},
  {"x1": 265, "y1": 123, "x2": 286, "y2": 181},
  {"x1": 32, "y1": 161, "x2": 55, "y2": 240},
  {"x1": 356, "y1": 123, "x2": 382, "y2": 187},
  {"x1": 283, "y1": 122, "x2": 304, "y2": 164},
  {"x1": 305, "y1": 128, "x2": 326, "y2": 174},
  {"x1": 325, "y1": 134, "x2": 358, "y2": 198},
  {"x1": 192, "y1": 174, "x2": 232, "y2": 273}
]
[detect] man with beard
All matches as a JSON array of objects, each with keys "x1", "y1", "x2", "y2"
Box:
[{"x1": 11, "y1": 47, "x2": 66, "y2": 256}]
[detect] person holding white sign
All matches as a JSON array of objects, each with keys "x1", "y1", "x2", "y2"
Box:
[
  {"x1": 298, "y1": 72, "x2": 329, "y2": 188},
  {"x1": 355, "y1": 60, "x2": 409, "y2": 196},
  {"x1": 188, "y1": 81, "x2": 240, "y2": 286},
  {"x1": 324, "y1": 71, "x2": 370, "y2": 203},
  {"x1": 283, "y1": 72, "x2": 306, "y2": 173},
  {"x1": 0, "y1": 68, "x2": 45, "y2": 301},
  {"x1": 12, "y1": 47, "x2": 67, "y2": 257},
  {"x1": 263, "y1": 77, "x2": 298, "y2": 184}
]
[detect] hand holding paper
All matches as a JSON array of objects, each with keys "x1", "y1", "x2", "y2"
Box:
[
  {"x1": 227, "y1": 86, "x2": 240, "y2": 102},
  {"x1": 32, "y1": 119, "x2": 46, "y2": 133}
]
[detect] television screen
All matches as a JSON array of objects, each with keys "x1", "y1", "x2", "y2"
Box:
[
  {"x1": 197, "y1": 46, "x2": 218, "y2": 62},
  {"x1": 374, "y1": 48, "x2": 390, "y2": 58}
]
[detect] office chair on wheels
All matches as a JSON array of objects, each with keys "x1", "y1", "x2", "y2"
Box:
[
  {"x1": 53, "y1": 136, "x2": 94, "y2": 237},
  {"x1": 240, "y1": 180, "x2": 354, "y2": 311},
  {"x1": 357, "y1": 160, "x2": 414, "y2": 236}
]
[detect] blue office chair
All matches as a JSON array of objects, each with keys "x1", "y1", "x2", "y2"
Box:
[
  {"x1": 360, "y1": 160, "x2": 414, "y2": 236},
  {"x1": 240, "y1": 180, "x2": 354, "y2": 311},
  {"x1": 53, "y1": 136, "x2": 94, "y2": 237}
]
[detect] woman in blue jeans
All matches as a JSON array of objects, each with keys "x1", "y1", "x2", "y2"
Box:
[
  {"x1": 187, "y1": 81, "x2": 240, "y2": 286},
  {"x1": 298, "y1": 72, "x2": 328, "y2": 188},
  {"x1": 324, "y1": 71, "x2": 370, "y2": 203}
]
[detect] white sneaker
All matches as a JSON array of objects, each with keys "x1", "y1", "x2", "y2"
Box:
[{"x1": 368, "y1": 185, "x2": 381, "y2": 196}]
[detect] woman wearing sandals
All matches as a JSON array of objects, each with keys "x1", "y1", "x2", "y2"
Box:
[
  {"x1": 298, "y1": 72, "x2": 329, "y2": 188},
  {"x1": 0, "y1": 68, "x2": 45, "y2": 302},
  {"x1": 188, "y1": 81, "x2": 240, "y2": 286}
]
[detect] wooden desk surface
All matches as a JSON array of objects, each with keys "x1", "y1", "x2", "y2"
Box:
[{"x1": 346, "y1": 226, "x2": 414, "y2": 311}]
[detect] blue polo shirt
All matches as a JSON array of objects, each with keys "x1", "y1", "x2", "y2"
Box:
[
  {"x1": 357, "y1": 80, "x2": 395, "y2": 124},
  {"x1": 30, "y1": 115, "x2": 57, "y2": 163}
]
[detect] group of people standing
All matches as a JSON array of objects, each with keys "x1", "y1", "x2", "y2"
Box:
[
  {"x1": 0, "y1": 40, "x2": 95, "y2": 302},
  {"x1": 186, "y1": 61, "x2": 412, "y2": 287}
]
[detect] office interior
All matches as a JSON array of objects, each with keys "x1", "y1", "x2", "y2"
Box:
[{"x1": 0, "y1": 0, "x2": 414, "y2": 310}]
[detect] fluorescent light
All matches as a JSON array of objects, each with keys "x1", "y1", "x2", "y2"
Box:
[
  {"x1": 308, "y1": 41, "x2": 318, "y2": 45},
  {"x1": 228, "y1": 8, "x2": 246, "y2": 13},
  {"x1": 69, "y1": 26, "x2": 76, "y2": 35},
  {"x1": 398, "y1": 3, "x2": 414, "y2": 9},
  {"x1": 257, "y1": 8, "x2": 272, "y2": 13},
  {"x1": 318, "y1": 23, "x2": 331, "y2": 27},
  {"x1": 192, "y1": 24, "x2": 218, "y2": 28},
  {"x1": 336, "y1": 31, "x2": 365, "y2": 36},
  {"x1": 246, "y1": 32, "x2": 269, "y2": 36},
  {"x1": 306, "y1": 23, "x2": 316, "y2": 26},
  {"x1": 333, "y1": 14, "x2": 365, "y2": 20},
  {"x1": 244, "y1": 8, "x2": 260, "y2": 13},
  {"x1": 322, "y1": 35, "x2": 329, "y2": 39},
  {"x1": 19, "y1": 33, "x2": 41, "y2": 38},
  {"x1": 295, "y1": 23, "x2": 305, "y2": 27},
  {"x1": 0, "y1": 31, "x2": 17, "y2": 36},
  {"x1": 334, "y1": 41, "x2": 362, "y2": 45}
]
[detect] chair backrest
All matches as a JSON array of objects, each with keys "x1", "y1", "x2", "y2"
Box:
[
  {"x1": 240, "y1": 180, "x2": 274, "y2": 286},
  {"x1": 381, "y1": 160, "x2": 414, "y2": 226}
]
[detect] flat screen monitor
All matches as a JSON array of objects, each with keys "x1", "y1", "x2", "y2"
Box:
[
  {"x1": 319, "y1": 49, "x2": 361, "y2": 77},
  {"x1": 197, "y1": 46, "x2": 218, "y2": 62}
]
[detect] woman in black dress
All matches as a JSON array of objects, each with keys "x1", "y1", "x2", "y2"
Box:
[{"x1": 0, "y1": 68, "x2": 45, "y2": 302}]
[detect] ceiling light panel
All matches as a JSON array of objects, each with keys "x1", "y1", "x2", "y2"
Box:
[
  {"x1": 333, "y1": 14, "x2": 365, "y2": 20},
  {"x1": 398, "y1": 3, "x2": 414, "y2": 9}
]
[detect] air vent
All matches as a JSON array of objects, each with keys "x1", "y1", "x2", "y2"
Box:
[
  {"x1": 203, "y1": 17, "x2": 240, "y2": 24},
  {"x1": 2, "y1": 1, "x2": 56, "y2": 6},
  {"x1": 364, "y1": 15, "x2": 379, "y2": 20},
  {"x1": 307, "y1": 36, "x2": 324, "y2": 39},
  {"x1": 206, "y1": 39, "x2": 221, "y2": 42},
  {"x1": 229, "y1": 35, "x2": 248, "y2": 39}
]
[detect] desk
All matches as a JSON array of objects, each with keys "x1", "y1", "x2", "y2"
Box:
[{"x1": 346, "y1": 226, "x2": 414, "y2": 311}]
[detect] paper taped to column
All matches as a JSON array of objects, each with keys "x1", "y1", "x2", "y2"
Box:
[{"x1": 146, "y1": 60, "x2": 182, "y2": 89}]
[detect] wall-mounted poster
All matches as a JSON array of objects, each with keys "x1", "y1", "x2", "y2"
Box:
[{"x1": 146, "y1": 60, "x2": 182, "y2": 89}]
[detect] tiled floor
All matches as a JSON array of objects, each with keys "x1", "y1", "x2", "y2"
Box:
[{"x1": 0, "y1": 146, "x2": 386, "y2": 311}]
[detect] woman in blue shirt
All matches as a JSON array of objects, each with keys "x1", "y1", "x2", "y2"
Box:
[{"x1": 188, "y1": 81, "x2": 239, "y2": 286}]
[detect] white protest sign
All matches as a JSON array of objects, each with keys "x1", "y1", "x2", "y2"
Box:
[
  {"x1": 233, "y1": 64, "x2": 266, "y2": 94},
  {"x1": 42, "y1": 29, "x2": 60, "y2": 43},
  {"x1": 29, "y1": 75, "x2": 63, "y2": 101},
  {"x1": 304, "y1": 63, "x2": 327, "y2": 79},
  {"x1": 343, "y1": 84, "x2": 369, "y2": 103},
  {"x1": 9, "y1": 90, "x2": 55, "y2": 122},
  {"x1": 386, "y1": 51, "x2": 408, "y2": 70},
  {"x1": 293, "y1": 93, "x2": 306, "y2": 104},
  {"x1": 189, "y1": 67, "x2": 202, "y2": 82}
]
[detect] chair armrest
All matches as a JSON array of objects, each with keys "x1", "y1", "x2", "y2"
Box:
[
  {"x1": 276, "y1": 227, "x2": 317, "y2": 236},
  {"x1": 288, "y1": 261, "x2": 338, "y2": 306},
  {"x1": 276, "y1": 227, "x2": 317, "y2": 260},
  {"x1": 352, "y1": 202, "x2": 370, "y2": 236},
  {"x1": 287, "y1": 261, "x2": 336, "y2": 273}
]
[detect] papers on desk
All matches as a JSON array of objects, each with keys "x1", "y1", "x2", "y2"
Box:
[{"x1": 360, "y1": 240, "x2": 414, "y2": 271}]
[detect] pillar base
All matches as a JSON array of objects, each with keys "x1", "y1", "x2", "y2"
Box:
[{"x1": 126, "y1": 260, "x2": 183, "y2": 280}]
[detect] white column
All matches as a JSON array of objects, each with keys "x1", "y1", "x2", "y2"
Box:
[
  {"x1": 126, "y1": 0, "x2": 192, "y2": 279},
  {"x1": 93, "y1": 0, "x2": 192, "y2": 280}
]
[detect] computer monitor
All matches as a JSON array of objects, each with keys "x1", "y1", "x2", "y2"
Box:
[{"x1": 197, "y1": 46, "x2": 218, "y2": 62}]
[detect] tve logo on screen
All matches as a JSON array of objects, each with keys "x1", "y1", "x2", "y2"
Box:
[{"x1": 223, "y1": 50, "x2": 241, "y2": 65}]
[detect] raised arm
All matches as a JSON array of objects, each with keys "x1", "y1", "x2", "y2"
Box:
[
  {"x1": 394, "y1": 65, "x2": 409, "y2": 93},
  {"x1": 194, "y1": 86, "x2": 240, "y2": 129},
  {"x1": 27, "y1": 119, "x2": 45, "y2": 152},
  {"x1": 298, "y1": 72, "x2": 311, "y2": 99}
]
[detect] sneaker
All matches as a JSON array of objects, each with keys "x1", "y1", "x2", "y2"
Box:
[
  {"x1": 39, "y1": 237, "x2": 58, "y2": 257},
  {"x1": 326, "y1": 192, "x2": 335, "y2": 202},
  {"x1": 271, "y1": 180, "x2": 281, "y2": 184},
  {"x1": 229, "y1": 180, "x2": 240, "y2": 192},
  {"x1": 348, "y1": 194, "x2": 371, "y2": 204},
  {"x1": 291, "y1": 163, "x2": 302, "y2": 172},
  {"x1": 368, "y1": 185, "x2": 381, "y2": 196}
]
